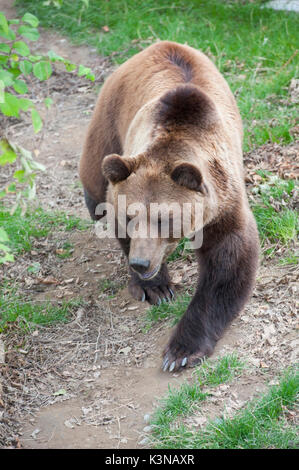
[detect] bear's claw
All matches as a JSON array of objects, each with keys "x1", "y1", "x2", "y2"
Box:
[
  {"x1": 162, "y1": 349, "x2": 208, "y2": 373},
  {"x1": 162, "y1": 354, "x2": 189, "y2": 372},
  {"x1": 129, "y1": 271, "x2": 175, "y2": 306},
  {"x1": 128, "y1": 264, "x2": 175, "y2": 306},
  {"x1": 141, "y1": 285, "x2": 175, "y2": 305}
]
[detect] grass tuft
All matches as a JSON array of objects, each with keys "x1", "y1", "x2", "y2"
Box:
[
  {"x1": 251, "y1": 172, "x2": 298, "y2": 259},
  {"x1": 144, "y1": 293, "x2": 191, "y2": 330},
  {"x1": 0, "y1": 282, "x2": 83, "y2": 332},
  {"x1": 195, "y1": 354, "x2": 245, "y2": 386},
  {"x1": 0, "y1": 205, "x2": 91, "y2": 255}
]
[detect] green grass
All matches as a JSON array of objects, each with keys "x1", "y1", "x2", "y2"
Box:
[
  {"x1": 15, "y1": 0, "x2": 298, "y2": 151},
  {"x1": 251, "y1": 172, "x2": 298, "y2": 259},
  {"x1": 0, "y1": 281, "x2": 83, "y2": 332},
  {"x1": 144, "y1": 293, "x2": 191, "y2": 330},
  {"x1": 98, "y1": 277, "x2": 124, "y2": 299},
  {"x1": 0, "y1": 205, "x2": 91, "y2": 255},
  {"x1": 150, "y1": 365, "x2": 299, "y2": 449},
  {"x1": 55, "y1": 240, "x2": 75, "y2": 259},
  {"x1": 151, "y1": 354, "x2": 245, "y2": 429},
  {"x1": 195, "y1": 354, "x2": 245, "y2": 386},
  {"x1": 167, "y1": 237, "x2": 189, "y2": 262}
]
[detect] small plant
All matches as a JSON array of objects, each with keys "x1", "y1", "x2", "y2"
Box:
[
  {"x1": 145, "y1": 293, "x2": 191, "y2": 330},
  {"x1": 0, "y1": 10, "x2": 94, "y2": 132},
  {"x1": 251, "y1": 171, "x2": 298, "y2": 259},
  {"x1": 0, "y1": 9, "x2": 94, "y2": 264},
  {"x1": 0, "y1": 138, "x2": 46, "y2": 213},
  {"x1": 98, "y1": 278, "x2": 124, "y2": 298},
  {"x1": 167, "y1": 237, "x2": 192, "y2": 262},
  {"x1": 55, "y1": 241, "x2": 74, "y2": 259},
  {"x1": 0, "y1": 9, "x2": 94, "y2": 210}
]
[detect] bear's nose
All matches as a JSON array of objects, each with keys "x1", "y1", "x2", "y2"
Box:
[{"x1": 129, "y1": 258, "x2": 150, "y2": 274}]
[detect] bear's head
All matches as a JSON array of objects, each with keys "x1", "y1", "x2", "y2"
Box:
[{"x1": 101, "y1": 151, "x2": 208, "y2": 280}]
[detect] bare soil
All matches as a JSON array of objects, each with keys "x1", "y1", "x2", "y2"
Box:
[{"x1": 0, "y1": 0, "x2": 298, "y2": 449}]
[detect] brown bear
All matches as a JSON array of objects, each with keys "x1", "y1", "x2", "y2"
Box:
[{"x1": 79, "y1": 41, "x2": 259, "y2": 372}]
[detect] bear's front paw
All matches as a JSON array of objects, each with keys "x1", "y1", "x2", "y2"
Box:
[
  {"x1": 162, "y1": 337, "x2": 214, "y2": 373},
  {"x1": 128, "y1": 275, "x2": 175, "y2": 305},
  {"x1": 128, "y1": 264, "x2": 175, "y2": 306}
]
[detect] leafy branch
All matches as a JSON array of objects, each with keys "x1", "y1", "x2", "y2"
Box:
[
  {"x1": 0, "y1": 10, "x2": 94, "y2": 132},
  {"x1": 0, "y1": 9, "x2": 94, "y2": 263}
]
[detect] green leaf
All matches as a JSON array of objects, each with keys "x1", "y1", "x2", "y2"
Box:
[
  {"x1": 0, "y1": 92, "x2": 21, "y2": 117},
  {"x1": 33, "y1": 61, "x2": 52, "y2": 81},
  {"x1": 0, "y1": 79, "x2": 4, "y2": 103},
  {"x1": 13, "y1": 169, "x2": 26, "y2": 182},
  {"x1": 0, "y1": 252, "x2": 14, "y2": 263},
  {"x1": 18, "y1": 97, "x2": 33, "y2": 111},
  {"x1": 0, "y1": 252, "x2": 14, "y2": 264},
  {"x1": 17, "y1": 25, "x2": 39, "y2": 41},
  {"x1": 13, "y1": 79, "x2": 28, "y2": 94},
  {"x1": 0, "y1": 25, "x2": 16, "y2": 41},
  {"x1": 0, "y1": 227, "x2": 9, "y2": 243},
  {"x1": 22, "y1": 13, "x2": 39, "y2": 28},
  {"x1": 0, "y1": 12, "x2": 9, "y2": 34},
  {"x1": 0, "y1": 42, "x2": 10, "y2": 53},
  {"x1": 0, "y1": 69, "x2": 14, "y2": 86},
  {"x1": 8, "y1": 19, "x2": 20, "y2": 25},
  {"x1": 78, "y1": 64, "x2": 91, "y2": 77},
  {"x1": 19, "y1": 59, "x2": 33, "y2": 75},
  {"x1": 27, "y1": 262, "x2": 41, "y2": 273},
  {"x1": 31, "y1": 108, "x2": 43, "y2": 133},
  {"x1": 13, "y1": 40, "x2": 30, "y2": 57},
  {"x1": 77, "y1": 64, "x2": 95, "y2": 81},
  {"x1": 44, "y1": 97, "x2": 53, "y2": 109},
  {"x1": 64, "y1": 62, "x2": 76, "y2": 72},
  {"x1": 0, "y1": 148, "x2": 17, "y2": 165},
  {"x1": 7, "y1": 183, "x2": 16, "y2": 192},
  {"x1": 0, "y1": 55, "x2": 9, "y2": 65},
  {"x1": 0, "y1": 139, "x2": 17, "y2": 165},
  {"x1": 8, "y1": 64, "x2": 22, "y2": 78},
  {"x1": 27, "y1": 182, "x2": 36, "y2": 200},
  {"x1": 10, "y1": 53, "x2": 19, "y2": 62},
  {"x1": 47, "y1": 50, "x2": 65, "y2": 62},
  {"x1": 28, "y1": 54, "x2": 43, "y2": 62},
  {"x1": 0, "y1": 242, "x2": 11, "y2": 252}
]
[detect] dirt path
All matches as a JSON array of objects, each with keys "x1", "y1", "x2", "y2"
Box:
[{"x1": 1, "y1": 1, "x2": 298, "y2": 449}]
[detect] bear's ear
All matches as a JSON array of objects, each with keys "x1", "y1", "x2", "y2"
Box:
[
  {"x1": 171, "y1": 162, "x2": 208, "y2": 194},
  {"x1": 102, "y1": 154, "x2": 133, "y2": 184}
]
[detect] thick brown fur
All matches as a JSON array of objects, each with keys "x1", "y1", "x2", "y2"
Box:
[{"x1": 79, "y1": 41, "x2": 259, "y2": 372}]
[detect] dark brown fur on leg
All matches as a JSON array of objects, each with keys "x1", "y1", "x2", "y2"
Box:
[{"x1": 163, "y1": 215, "x2": 259, "y2": 371}]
